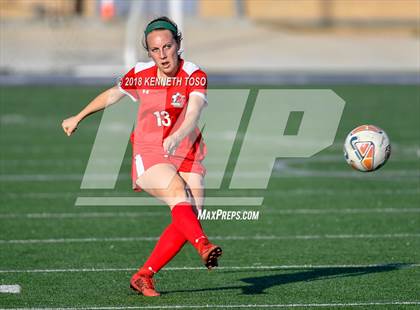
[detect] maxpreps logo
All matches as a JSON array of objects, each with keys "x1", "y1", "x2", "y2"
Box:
[
  {"x1": 75, "y1": 89, "x2": 345, "y2": 207},
  {"x1": 198, "y1": 209, "x2": 260, "y2": 221}
]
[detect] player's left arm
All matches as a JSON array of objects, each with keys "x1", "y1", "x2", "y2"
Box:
[{"x1": 163, "y1": 94, "x2": 207, "y2": 155}]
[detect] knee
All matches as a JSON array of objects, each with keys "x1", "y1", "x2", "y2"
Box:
[
  {"x1": 166, "y1": 181, "x2": 190, "y2": 208},
  {"x1": 169, "y1": 182, "x2": 187, "y2": 200}
]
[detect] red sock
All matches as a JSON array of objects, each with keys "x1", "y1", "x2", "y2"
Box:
[
  {"x1": 139, "y1": 223, "x2": 186, "y2": 277},
  {"x1": 171, "y1": 202, "x2": 208, "y2": 250}
]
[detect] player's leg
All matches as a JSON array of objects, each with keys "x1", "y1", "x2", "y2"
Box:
[
  {"x1": 131, "y1": 163, "x2": 187, "y2": 296},
  {"x1": 179, "y1": 171, "x2": 204, "y2": 212},
  {"x1": 132, "y1": 159, "x2": 189, "y2": 280},
  {"x1": 136, "y1": 163, "x2": 191, "y2": 207},
  {"x1": 137, "y1": 163, "x2": 208, "y2": 247},
  {"x1": 130, "y1": 222, "x2": 186, "y2": 297},
  {"x1": 131, "y1": 163, "x2": 219, "y2": 296},
  {"x1": 138, "y1": 163, "x2": 221, "y2": 264},
  {"x1": 135, "y1": 164, "x2": 190, "y2": 275},
  {"x1": 179, "y1": 171, "x2": 222, "y2": 269}
]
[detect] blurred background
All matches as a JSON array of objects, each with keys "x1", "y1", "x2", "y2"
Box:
[{"x1": 1, "y1": 0, "x2": 419, "y2": 85}]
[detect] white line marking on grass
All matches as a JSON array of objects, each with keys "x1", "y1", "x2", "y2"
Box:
[
  {"x1": 0, "y1": 285, "x2": 21, "y2": 293},
  {"x1": 0, "y1": 237, "x2": 158, "y2": 244},
  {"x1": 3, "y1": 192, "x2": 77, "y2": 199},
  {"x1": 1, "y1": 233, "x2": 419, "y2": 244},
  {"x1": 2, "y1": 208, "x2": 420, "y2": 219},
  {"x1": 0, "y1": 263, "x2": 418, "y2": 274},
  {"x1": 75, "y1": 197, "x2": 264, "y2": 206},
  {"x1": 1, "y1": 168, "x2": 418, "y2": 182},
  {"x1": 262, "y1": 208, "x2": 420, "y2": 215},
  {"x1": 273, "y1": 160, "x2": 420, "y2": 179},
  {"x1": 273, "y1": 169, "x2": 420, "y2": 179},
  {"x1": 266, "y1": 208, "x2": 420, "y2": 214},
  {"x1": 1, "y1": 301, "x2": 420, "y2": 309},
  {"x1": 0, "y1": 212, "x2": 167, "y2": 219},
  {"x1": 267, "y1": 188, "x2": 420, "y2": 196},
  {"x1": 0, "y1": 174, "x2": 84, "y2": 181},
  {"x1": 213, "y1": 234, "x2": 420, "y2": 240},
  {"x1": 2, "y1": 188, "x2": 418, "y2": 199}
]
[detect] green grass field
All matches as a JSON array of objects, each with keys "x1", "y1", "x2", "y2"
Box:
[{"x1": 0, "y1": 85, "x2": 419, "y2": 309}]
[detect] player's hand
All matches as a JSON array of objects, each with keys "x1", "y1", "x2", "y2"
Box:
[
  {"x1": 163, "y1": 134, "x2": 181, "y2": 155},
  {"x1": 61, "y1": 116, "x2": 79, "y2": 136}
]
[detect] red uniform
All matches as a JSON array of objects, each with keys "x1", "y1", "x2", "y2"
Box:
[{"x1": 118, "y1": 59, "x2": 208, "y2": 190}]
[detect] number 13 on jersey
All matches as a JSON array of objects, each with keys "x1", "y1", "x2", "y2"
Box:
[{"x1": 153, "y1": 110, "x2": 171, "y2": 127}]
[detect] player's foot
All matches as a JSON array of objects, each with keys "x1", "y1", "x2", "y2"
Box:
[
  {"x1": 130, "y1": 272, "x2": 160, "y2": 297},
  {"x1": 198, "y1": 240, "x2": 222, "y2": 269}
]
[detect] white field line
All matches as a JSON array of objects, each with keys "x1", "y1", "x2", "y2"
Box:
[
  {"x1": 0, "y1": 146, "x2": 417, "y2": 164},
  {"x1": 75, "y1": 197, "x2": 264, "y2": 206},
  {"x1": 0, "y1": 174, "x2": 84, "y2": 181},
  {"x1": 0, "y1": 263, "x2": 419, "y2": 274},
  {"x1": 1, "y1": 208, "x2": 419, "y2": 219},
  {"x1": 2, "y1": 188, "x2": 419, "y2": 199},
  {"x1": 272, "y1": 165, "x2": 420, "y2": 179},
  {"x1": 0, "y1": 285, "x2": 21, "y2": 293},
  {"x1": 0, "y1": 146, "x2": 417, "y2": 166},
  {"x1": 3, "y1": 192, "x2": 77, "y2": 199},
  {"x1": 0, "y1": 212, "x2": 167, "y2": 219},
  {"x1": 264, "y1": 208, "x2": 420, "y2": 215},
  {"x1": 1, "y1": 233, "x2": 419, "y2": 245},
  {"x1": 1, "y1": 301, "x2": 420, "y2": 309},
  {"x1": 0, "y1": 168, "x2": 419, "y2": 182}
]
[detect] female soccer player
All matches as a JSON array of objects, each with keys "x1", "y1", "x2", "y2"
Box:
[{"x1": 62, "y1": 16, "x2": 222, "y2": 297}]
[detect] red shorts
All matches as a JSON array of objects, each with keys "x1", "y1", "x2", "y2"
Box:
[{"x1": 131, "y1": 147, "x2": 206, "y2": 191}]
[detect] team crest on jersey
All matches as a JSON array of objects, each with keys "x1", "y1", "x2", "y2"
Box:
[{"x1": 171, "y1": 92, "x2": 186, "y2": 108}]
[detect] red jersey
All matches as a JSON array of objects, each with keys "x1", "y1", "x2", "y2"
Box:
[{"x1": 118, "y1": 59, "x2": 208, "y2": 162}]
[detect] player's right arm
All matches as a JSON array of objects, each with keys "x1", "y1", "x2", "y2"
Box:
[{"x1": 62, "y1": 85, "x2": 125, "y2": 136}]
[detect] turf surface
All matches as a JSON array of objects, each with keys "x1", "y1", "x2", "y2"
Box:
[{"x1": 0, "y1": 85, "x2": 419, "y2": 309}]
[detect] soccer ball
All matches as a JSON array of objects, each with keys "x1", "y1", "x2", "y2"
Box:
[{"x1": 344, "y1": 125, "x2": 391, "y2": 172}]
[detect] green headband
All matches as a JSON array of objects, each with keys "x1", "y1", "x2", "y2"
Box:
[{"x1": 145, "y1": 20, "x2": 177, "y2": 37}]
